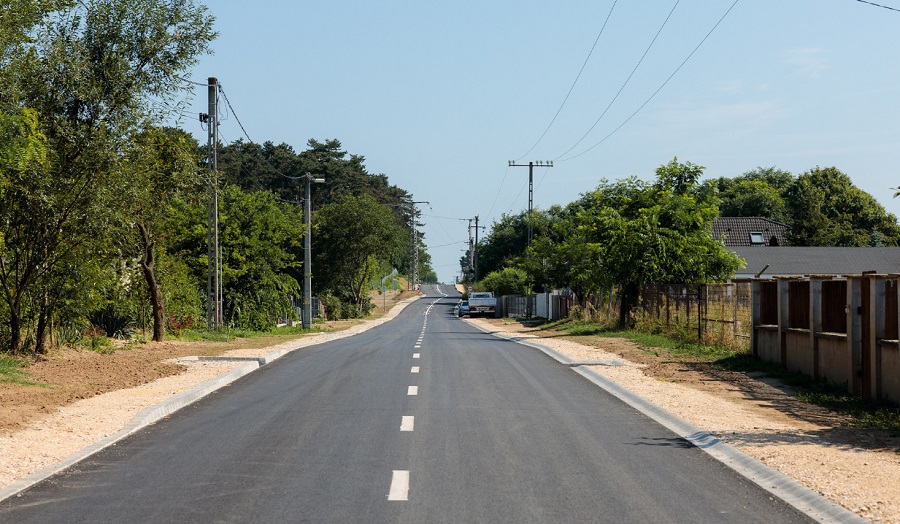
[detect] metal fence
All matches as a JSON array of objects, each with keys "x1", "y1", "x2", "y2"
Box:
[{"x1": 636, "y1": 282, "x2": 752, "y2": 351}]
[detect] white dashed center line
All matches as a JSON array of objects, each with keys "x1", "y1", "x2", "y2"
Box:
[
  {"x1": 413, "y1": 353, "x2": 420, "y2": 359},
  {"x1": 407, "y1": 386, "x2": 418, "y2": 396},
  {"x1": 411, "y1": 366, "x2": 419, "y2": 373},
  {"x1": 388, "y1": 470, "x2": 410, "y2": 501},
  {"x1": 401, "y1": 416, "x2": 415, "y2": 431}
]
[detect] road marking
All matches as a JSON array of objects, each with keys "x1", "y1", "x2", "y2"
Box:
[
  {"x1": 401, "y1": 416, "x2": 414, "y2": 431},
  {"x1": 388, "y1": 470, "x2": 410, "y2": 501},
  {"x1": 411, "y1": 366, "x2": 419, "y2": 373},
  {"x1": 414, "y1": 345, "x2": 421, "y2": 349},
  {"x1": 413, "y1": 353, "x2": 420, "y2": 359},
  {"x1": 408, "y1": 386, "x2": 418, "y2": 396}
]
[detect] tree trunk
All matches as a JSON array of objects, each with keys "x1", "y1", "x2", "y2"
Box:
[
  {"x1": 9, "y1": 302, "x2": 21, "y2": 354},
  {"x1": 618, "y1": 283, "x2": 639, "y2": 328},
  {"x1": 138, "y1": 223, "x2": 165, "y2": 342},
  {"x1": 35, "y1": 298, "x2": 50, "y2": 354}
]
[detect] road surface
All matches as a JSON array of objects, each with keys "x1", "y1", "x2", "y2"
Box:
[{"x1": 0, "y1": 285, "x2": 811, "y2": 523}]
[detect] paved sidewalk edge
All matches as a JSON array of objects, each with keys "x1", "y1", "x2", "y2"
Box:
[
  {"x1": 0, "y1": 294, "x2": 424, "y2": 503},
  {"x1": 468, "y1": 320, "x2": 869, "y2": 524}
]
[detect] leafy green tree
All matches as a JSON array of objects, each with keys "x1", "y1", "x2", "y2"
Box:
[
  {"x1": 0, "y1": 0, "x2": 215, "y2": 353},
  {"x1": 480, "y1": 267, "x2": 529, "y2": 296},
  {"x1": 785, "y1": 166, "x2": 900, "y2": 246},
  {"x1": 118, "y1": 127, "x2": 202, "y2": 341},
  {"x1": 220, "y1": 186, "x2": 303, "y2": 330},
  {"x1": 719, "y1": 179, "x2": 788, "y2": 223},
  {"x1": 313, "y1": 194, "x2": 405, "y2": 316},
  {"x1": 532, "y1": 159, "x2": 742, "y2": 325}
]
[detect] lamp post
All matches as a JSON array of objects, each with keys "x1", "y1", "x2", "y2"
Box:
[{"x1": 302, "y1": 173, "x2": 325, "y2": 329}]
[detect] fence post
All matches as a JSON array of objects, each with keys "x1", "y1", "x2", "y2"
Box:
[
  {"x1": 873, "y1": 276, "x2": 887, "y2": 400},
  {"x1": 810, "y1": 277, "x2": 824, "y2": 381},
  {"x1": 778, "y1": 278, "x2": 790, "y2": 365}
]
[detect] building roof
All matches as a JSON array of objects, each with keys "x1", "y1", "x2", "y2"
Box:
[
  {"x1": 713, "y1": 217, "x2": 789, "y2": 247},
  {"x1": 731, "y1": 246, "x2": 900, "y2": 278}
]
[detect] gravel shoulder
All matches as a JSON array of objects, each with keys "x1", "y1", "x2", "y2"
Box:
[{"x1": 3, "y1": 300, "x2": 899, "y2": 523}]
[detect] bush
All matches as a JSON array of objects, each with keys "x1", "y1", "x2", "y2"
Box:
[{"x1": 87, "y1": 304, "x2": 135, "y2": 339}]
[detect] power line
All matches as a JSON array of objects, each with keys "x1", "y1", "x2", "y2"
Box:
[
  {"x1": 554, "y1": 0, "x2": 681, "y2": 161},
  {"x1": 516, "y1": 0, "x2": 619, "y2": 160},
  {"x1": 855, "y1": 0, "x2": 900, "y2": 12},
  {"x1": 559, "y1": 0, "x2": 740, "y2": 162}
]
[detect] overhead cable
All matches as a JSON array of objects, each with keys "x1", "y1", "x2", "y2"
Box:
[
  {"x1": 515, "y1": 0, "x2": 619, "y2": 160},
  {"x1": 559, "y1": 0, "x2": 740, "y2": 162},
  {"x1": 554, "y1": 0, "x2": 681, "y2": 161}
]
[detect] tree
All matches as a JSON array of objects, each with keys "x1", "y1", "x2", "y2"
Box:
[
  {"x1": 118, "y1": 127, "x2": 202, "y2": 341},
  {"x1": 220, "y1": 186, "x2": 303, "y2": 330},
  {"x1": 313, "y1": 194, "x2": 405, "y2": 316},
  {"x1": 785, "y1": 166, "x2": 900, "y2": 246},
  {"x1": 531, "y1": 159, "x2": 742, "y2": 325},
  {"x1": 719, "y1": 179, "x2": 788, "y2": 223},
  {"x1": 0, "y1": 0, "x2": 215, "y2": 353},
  {"x1": 480, "y1": 267, "x2": 529, "y2": 296}
]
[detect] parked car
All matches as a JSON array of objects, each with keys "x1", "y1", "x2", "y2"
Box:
[
  {"x1": 467, "y1": 292, "x2": 496, "y2": 317},
  {"x1": 457, "y1": 300, "x2": 470, "y2": 317}
]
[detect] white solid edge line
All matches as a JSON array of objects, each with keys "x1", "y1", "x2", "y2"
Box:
[
  {"x1": 401, "y1": 416, "x2": 415, "y2": 431},
  {"x1": 407, "y1": 386, "x2": 418, "y2": 396},
  {"x1": 388, "y1": 470, "x2": 410, "y2": 501}
]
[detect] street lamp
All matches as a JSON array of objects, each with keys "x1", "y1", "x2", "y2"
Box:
[{"x1": 302, "y1": 173, "x2": 325, "y2": 329}]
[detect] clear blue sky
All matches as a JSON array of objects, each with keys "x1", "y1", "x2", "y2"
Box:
[{"x1": 170, "y1": 0, "x2": 900, "y2": 283}]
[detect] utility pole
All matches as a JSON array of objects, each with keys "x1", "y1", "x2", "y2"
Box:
[
  {"x1": 201, "y1": 77, "x2": 222, "y2": 330},
  {"x1": 407, "y1": 201, "x2": 429, "y2": 290},
  {"x1": 302, "y1": 173, "x2": 326, "y2": 329},
  {"x1": 473, "y1": 215, "x2": 480, "y2": 281},
  {"x1": 467, "y1": 218, "x2": 474, "y2": 278},
  {"x1": 509, "y1": 161, "x2": 552, "y2": 319},
  {"x1": 508, "y1": 161, "x2": 553, "y2": 247}
]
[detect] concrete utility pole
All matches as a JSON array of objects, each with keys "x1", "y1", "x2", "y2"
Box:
[
  {"x1": 407, "y1": 201, "x2": 428, "y2": 290},
  {"x1": 474, "y1": 215, "x2": 483, "y2": 281},
  {"x1": 508, "y1": 161, "x2": 553, "y2": 247},
  {"x1": 201, "y1": 77, "x2": 222, "y2": 330},
  {"x1": 302, "y1": 173, "x2": 325, "y2": 329}
]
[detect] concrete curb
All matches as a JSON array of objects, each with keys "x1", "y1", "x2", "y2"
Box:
[
  {"x1": 0, "y1": 293, "x2": 424, "y2": 503},
  {"x1": 467, "y1": 319, "x2": 869, "y2": 524}
]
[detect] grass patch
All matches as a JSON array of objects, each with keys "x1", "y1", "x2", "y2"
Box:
[{"x1": 0, "y1": 354, "x2": 40, "y2": 386}]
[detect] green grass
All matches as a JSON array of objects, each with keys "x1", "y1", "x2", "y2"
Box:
[
  {"x1": 538, "y1": 318, "x2": 900, "y2": 433},
  {"x1": 0, "y1": 354, "x2": 40, "y2": 386}
]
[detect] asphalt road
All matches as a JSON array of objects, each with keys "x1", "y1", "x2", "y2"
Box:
[{"x1": 0, "y1": 284, "x2": 813, "y2": 523}]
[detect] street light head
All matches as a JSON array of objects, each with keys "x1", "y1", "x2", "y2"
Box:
[{"x1": 313, "y1": 178, "x2": 325, "y2": 183}]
